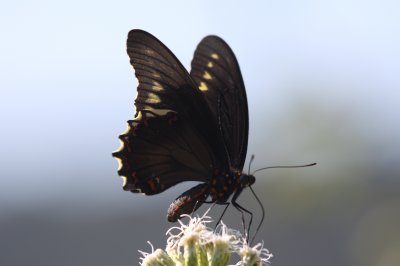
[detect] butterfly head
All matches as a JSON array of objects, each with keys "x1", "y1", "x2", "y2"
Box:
[{"x1": 239, "y1": 173, "x2": 256, "y2": 188}]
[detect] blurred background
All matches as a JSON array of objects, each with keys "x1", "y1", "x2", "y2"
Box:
[{"x1": 1, "y1": 0, "x2": 399, "y2": 265}]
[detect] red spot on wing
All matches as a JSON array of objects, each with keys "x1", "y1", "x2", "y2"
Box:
[{"x1": 147, "y1": 179, "x2": 157, "y2": 192}]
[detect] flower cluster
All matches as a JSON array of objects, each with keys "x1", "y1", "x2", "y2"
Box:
[{"x1": 139, "y1": 214, "x2": 273, "y2": 266}]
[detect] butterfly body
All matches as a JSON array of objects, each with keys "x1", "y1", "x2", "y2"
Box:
[
  {"x1": 113, "y1": 29, "x2": 252, "y2": 222},
  {"x1": 167, "y1": 170, "x2": 255, "y2": 222}
]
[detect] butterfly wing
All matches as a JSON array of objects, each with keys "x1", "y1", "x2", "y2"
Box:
[
  {"x1": 190, "y1": 36, "x2": 249, "y2": 170},
  {"x1": 113, "y1": 30, "x2": 229, "y2": 195}
]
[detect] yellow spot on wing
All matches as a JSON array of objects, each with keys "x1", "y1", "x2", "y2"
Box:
[
  {"x1": 151, "y1": 81, "x2": 163, "y2": 91},
  {"x1": 199, "y1": 82, "x2": 208, "y2": 91},
  {"x1": 134, "y1": 111, "x2": 143, "y2": 121},
  {"x1": 203, "y1": 71, "x2": 212, "y2": 80},
  {"x1": 211, "y1": 53, "x2": 219, "y2": 59},
  {"x1": 147, "y1": 109, "x2": 175, "y2": 116},
  {"x1": 121, "y1": 176, "x2": 128, "y2": 187},
  {"x1": 146, "y1": 92, "x2": 161, "y2": 104},
  {"x1": 151, "y1": 85, "x2": 163, "y2": 91},
  {"x1": 115, "y1": 157, "x2": 124, "y2": 171},
  {"x1": 207, "y1": 62, "x2": 213, "y2": 68}
]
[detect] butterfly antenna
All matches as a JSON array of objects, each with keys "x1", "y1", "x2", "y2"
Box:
[
  {"x1": 249, "y1": 185, "x2": 264, "y2": 244},
  {"x1": 248, "y1": 154, "x2": 255, "y2": 174},
  {"x1": 251, "y1": 162, "x2": 317, "y2": 176},
  {"x1": 248, "y1": 162, "x2": 316, "y2": 243}
]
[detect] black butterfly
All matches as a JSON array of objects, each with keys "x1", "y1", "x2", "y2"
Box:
[{"x1": 112, "y1": 29, "x2": 257, "y2": 226}]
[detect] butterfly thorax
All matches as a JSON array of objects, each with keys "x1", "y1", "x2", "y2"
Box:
[{"x1": 209, "y1": 169, "x2": 255, "y2": 203}]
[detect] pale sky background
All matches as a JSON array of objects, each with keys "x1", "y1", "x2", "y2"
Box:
[
  {"x1": 1, "y1": 1, "x2": 400, "y2": 265},
  {"x1": 1, "y1": 0, "x2": 399, "y2": 217}
]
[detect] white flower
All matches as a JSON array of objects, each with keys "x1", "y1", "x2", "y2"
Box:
[
  {"x1": 237, "y1": 241, "x2": 273, "y2": 266},
  {"x1": 138, "y1": 212, "x2": 273, "y2": 266},
  {"x1": 139, "y1": 242, "x2": 174, "y2": 266}
]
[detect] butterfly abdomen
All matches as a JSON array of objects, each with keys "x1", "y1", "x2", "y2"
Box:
[{"x1": 167, "y1": 183, "x2": 209, "y2": 222}]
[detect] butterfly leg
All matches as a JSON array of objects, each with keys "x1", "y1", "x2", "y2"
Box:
[
  {"x1": 232, "y1": 191, "x2": 253, "y2": 243},
  {"x1": 192, "y1": 199, "x2": 229, "y2": 230},
  {"x1": 191, "y1": 200, "x2": 215, "y2": 218},
  {"x1": 214, "y1": 202, "x2": 230, "y2": 230},
  {"x1": 190, "y1": 200, "x2": 201, "y2": 217}
]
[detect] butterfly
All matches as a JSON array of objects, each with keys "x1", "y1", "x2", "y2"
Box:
[{"x1": 112, "y1": 29, "x2": 257, "y2": 225}]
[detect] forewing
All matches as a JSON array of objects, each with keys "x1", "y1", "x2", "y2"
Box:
[
  {"x1": 190, "y1": 36, "x2": 249, "y2": 169},
  {"x1": 128, "y1": 30, "x2": 193, "y2": 115}
]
